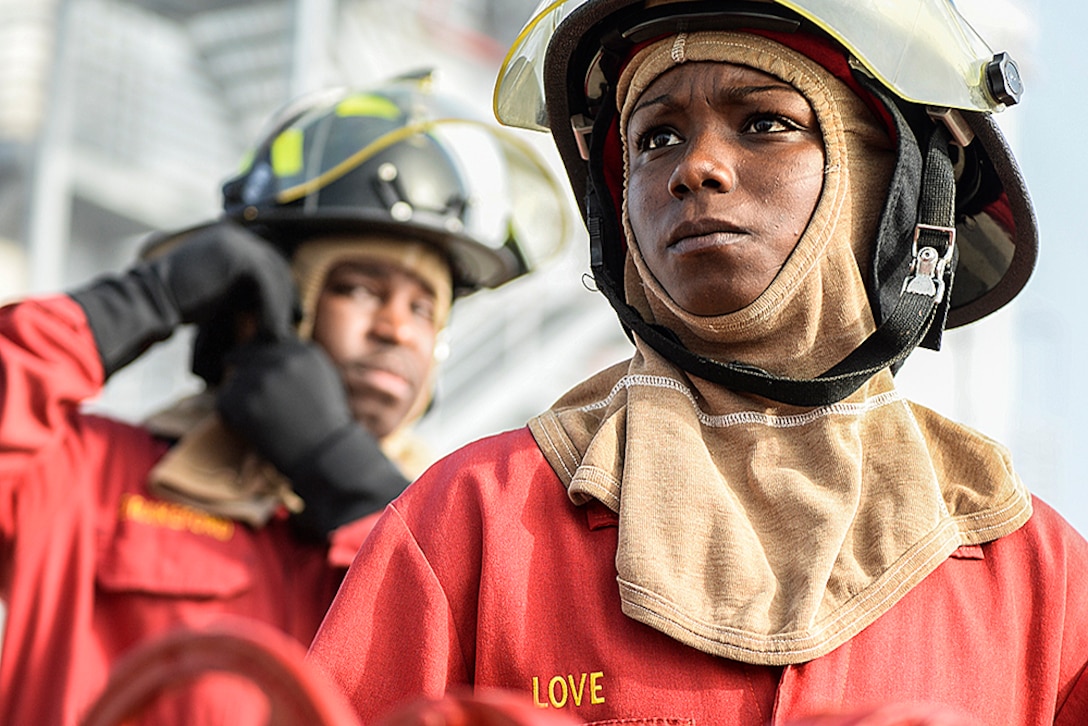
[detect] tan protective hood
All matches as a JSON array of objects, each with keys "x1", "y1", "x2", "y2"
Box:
[{"x1": 528, "y1": 32, "x2": 1030, "y2": 665}]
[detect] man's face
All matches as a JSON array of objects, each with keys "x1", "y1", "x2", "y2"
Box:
[{"x1": 310, "y1": 259, "x2": 442, "y2": 438}]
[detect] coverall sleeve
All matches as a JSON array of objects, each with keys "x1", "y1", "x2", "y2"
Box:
[
  {"x1": 308, "y1": 502, "x2": 473, "y2": 725},
  {"x1": 0, "y1": 296, "x2": 104, "y2": 495}
]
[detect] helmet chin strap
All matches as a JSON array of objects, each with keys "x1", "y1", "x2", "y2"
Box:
[{"x1": 585, "y1": 89, "x2": 957, "y2": 408}]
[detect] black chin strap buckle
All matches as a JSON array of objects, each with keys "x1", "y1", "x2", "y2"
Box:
[{"x1": 903, "y1": 223, "x2": 956, "y2": 303}]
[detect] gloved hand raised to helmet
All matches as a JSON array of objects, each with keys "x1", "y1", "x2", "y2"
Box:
[
  {"x1": 70, "y1": 221, "x2": 299, "y2": 379},
  {"x1": 215, "y1": 339, "x2": 410, "y2": 541}
]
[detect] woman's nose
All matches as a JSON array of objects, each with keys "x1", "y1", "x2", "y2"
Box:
[{"x1": 669, "y1": 133, "x2": 737, "y2": 198}]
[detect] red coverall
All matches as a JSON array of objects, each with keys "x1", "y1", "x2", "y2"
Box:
[
  {"x1": 0, "y1": 296, "x2": 369, "y2": 726},
  {"x1": 308, "y1": 426, "x2": 1088, "y2": 725}
]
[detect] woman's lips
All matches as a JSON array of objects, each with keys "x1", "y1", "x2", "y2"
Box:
[{"x1": 669, "y1": 230, "x2": 747, "y2": 255}]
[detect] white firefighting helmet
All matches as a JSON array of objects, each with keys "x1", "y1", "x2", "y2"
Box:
[{"x1": 492, "y1": 0, "x2": 1036, "y2": 406}]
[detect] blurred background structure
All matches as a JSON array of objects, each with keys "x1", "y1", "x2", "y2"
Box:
[{"x1": 0, "y1": 0, "x2": 1082, "y2": 534}]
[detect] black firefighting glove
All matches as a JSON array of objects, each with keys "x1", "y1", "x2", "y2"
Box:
[
  {"x1": 215, "y1": 339, "x2": 410, "y2": 541},
  {"x1": 69, "y1": 221, "x2": 297, "y2": 379}
]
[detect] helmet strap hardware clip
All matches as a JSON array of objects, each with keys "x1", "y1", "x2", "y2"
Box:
[{"x1": 904, "y1": 225, "x2": 956, "y2": 303}]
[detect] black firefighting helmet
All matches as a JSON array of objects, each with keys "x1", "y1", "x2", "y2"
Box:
[
  {"x1": 222, "y1": 72, "x2": 573, "y2": 297},
  {"x1": 145, "y1": 73, "x2": 573, "y2": 384},
  {"x1": 492, "y1": 0, "x2": 1037, "y2": 406}
]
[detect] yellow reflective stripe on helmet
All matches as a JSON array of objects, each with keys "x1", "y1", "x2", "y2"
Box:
[
  {"x1": 271, "y1": 128, "x2": 305, "y2": 178},
  {"x1": 336, "y1": 94, "x2": 401, "y2": 119},
  {"x1": 276, "y1": 119, "x2": 450, "y2": 204}
]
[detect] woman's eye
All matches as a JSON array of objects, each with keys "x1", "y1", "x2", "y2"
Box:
[
  {"x1": 639, "y1": 127, "x2": 682, "y2": 151},
  {"x1": 744, "y1": 115, "x2": 799, "y2": 134}
]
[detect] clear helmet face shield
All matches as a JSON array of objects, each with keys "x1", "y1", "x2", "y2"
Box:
[
  {"x1": 224, "y1": 80, "x2": 575, "y2": 294},
  {"x1": 493, "y1": 0, "x2": 1036, "y2": 329}
]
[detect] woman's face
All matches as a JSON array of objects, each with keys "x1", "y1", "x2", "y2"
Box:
[{"x1": 626, "y1": 61, "x2": 825, "y2": 316}]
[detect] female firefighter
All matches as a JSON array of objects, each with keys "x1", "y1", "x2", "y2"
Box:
[{"x1": 308, "y1": 2, "x2": 1088, "y2": 724}]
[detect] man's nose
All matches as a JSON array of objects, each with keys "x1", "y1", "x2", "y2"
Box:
[
  {"x1": 669, "y1": 132, "x2": 738, "y2": 198},
  {"x1": 370, "y1": 298, "x2": 416, "y2": 344}
]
